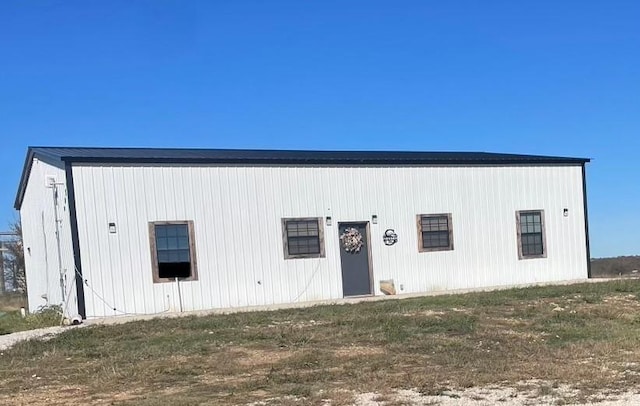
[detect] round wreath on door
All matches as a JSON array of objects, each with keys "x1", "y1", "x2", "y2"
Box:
[{"x1": 340, "y1": 227, "x2": 364, "y2": 253}]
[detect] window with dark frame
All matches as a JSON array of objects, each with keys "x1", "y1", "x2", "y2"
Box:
[
  {"x1": 418, "y1": 214, "x2": 454, "y2": 252},
  {"x1": 149, "y1": 221, "x2": 198, "y2": 282},
  {"x1": 517, "y1": 211, "x2": 545, "y2": 258},
  {"x1": 283, "y1": 218, "x2": 325, "y2": 259}
]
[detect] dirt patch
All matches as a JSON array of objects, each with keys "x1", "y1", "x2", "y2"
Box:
[
  {"x1": 234, "y1": 348, "x2": 293, "y2": 366},
  {"x1": 603, "y1": 294, "x2": 640, "y2": 305},
  {"x1": 0, "y1": 385, "x2": 92, "y2": 406},
  {"x1": 352, "y1": 383, "x2": 640, "y2": 405},
  {"x1": 262, "y1": 319, "x2": 329, "y2": 329},
  {"x1": 396, "y1": 310, "x2": 447, "y2": 317},
  {"x1": 333, "y1": 346, "x2": 386, "y2": 359}
]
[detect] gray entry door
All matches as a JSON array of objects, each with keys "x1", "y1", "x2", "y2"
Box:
[{"x1": 338, "y1": 222, "x2": 373, "y2": 297}]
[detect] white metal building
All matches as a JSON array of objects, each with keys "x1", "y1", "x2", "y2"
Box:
[{"x1": 14, "y1": 147, "x2": 591, "y2": 319}]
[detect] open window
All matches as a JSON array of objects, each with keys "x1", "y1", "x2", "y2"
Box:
[{"x1": 149, "y1": 221, "x2": 198, "y2": 282}]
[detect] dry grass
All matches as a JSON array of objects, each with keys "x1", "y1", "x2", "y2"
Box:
[
  {"x1": 0, "y1": 292, "x2": 27, "y2": 312},
  {"x1": 2, "y1": 280, "x2": 640, "y2": 405}
]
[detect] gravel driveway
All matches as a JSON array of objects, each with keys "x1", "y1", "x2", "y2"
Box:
[
  {"x1": 353, "y1": 387, "x2": 640, "y2": 405},
  {"x1": 0, "y1": 325, "x2": 83, "y2": 351}
]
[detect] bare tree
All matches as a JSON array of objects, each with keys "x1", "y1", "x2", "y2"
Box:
[
  {"x1": 3, "y1": 219, "x2": 26, "y2": 292},
  {"x1": 0, "y1": 241, "x2": 4, "y2": 294}
]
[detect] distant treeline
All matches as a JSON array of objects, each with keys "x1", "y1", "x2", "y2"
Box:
[{"x1": 591, "y1": 256, "x2": 640, "y2": 278}]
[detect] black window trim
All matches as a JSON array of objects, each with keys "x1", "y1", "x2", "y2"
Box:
[
  {"x1": 516, "y1": 210, "x2": 547, "y2": 260},
  {"x1": 282, "y1": 217, "x2": 325, "y2": 259},
  {"x1": 149, "y1": 220, "x2": 198, "y2": 283},
  {"x1": 417, "y1": 213, "x2": 454, "y2": 252}
]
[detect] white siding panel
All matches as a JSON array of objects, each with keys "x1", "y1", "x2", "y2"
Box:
[
  {"x1": 20, "y1": 159, "x2": 77, "y2": 316},
  {"x1": 71, "y1": 164, "x2": 588, "y2": 318}
]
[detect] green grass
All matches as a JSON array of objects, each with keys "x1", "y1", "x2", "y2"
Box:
[
  {"x1": 0, "y1": 293, "x2": 63, "y2": 335},
  {"x1": 3, "y1": 280, "x2": 640, "y2": 405},
  {"x1": 1, "y1": 291, "x2": 61, "y2": 334},
  {"x1": 0, "y1": 305, "x2": 61, "y2": 336}
]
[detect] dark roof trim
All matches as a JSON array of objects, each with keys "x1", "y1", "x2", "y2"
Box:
[
  {"x1": 65, "y1": 162, "x2": 86, "y2": 319},
  {"x1": 14, "y1": 148, "x2": 66, "y2": 210},
  {"x1": 14, "y1": 146, "x2": 591, "y2": 209},
  {"x1": 27, "y1": 146, "x2": 592, "y2": 165}
]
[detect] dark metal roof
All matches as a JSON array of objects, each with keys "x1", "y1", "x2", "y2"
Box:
[
  {"x1": 27, "y1": 146, "x2": 591, "y2": 164},
  {"x1": 15, "y1": 146, "x2": 590, "y2": 209}
]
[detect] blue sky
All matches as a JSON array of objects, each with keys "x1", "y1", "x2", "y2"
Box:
[{"x1": 0, "y1": 1, "x2": 638, "y2": 257}]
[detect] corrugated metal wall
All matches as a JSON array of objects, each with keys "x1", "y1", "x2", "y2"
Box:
[
  {"x1": 20, "y1": 158, "x2": 78, "y2": 315},
  {"x1": 71, "y1": 164, "x2": 588, "y2": 318}
]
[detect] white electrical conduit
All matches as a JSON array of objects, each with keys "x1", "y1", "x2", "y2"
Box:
[{"x1": 175, "y1": 277, "x2": 183, "y2": 312}]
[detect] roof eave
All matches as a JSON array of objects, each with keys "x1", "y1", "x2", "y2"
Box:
[
  {"x1": 14, "y1": 148, "x2": 65, "y2": 210},
  {"x1": 60, "y1": 156, "x2": 590, "y2": 166}
]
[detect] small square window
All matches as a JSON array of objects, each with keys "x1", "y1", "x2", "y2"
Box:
[
  {"x1": 149, "y1": 221, "x2": 198, "y2": 283},
  {"x1": 282, "y1": 217, "x2": 325, "y2": 259},
  {"x1": 516, "y1": 210, "x2": 546, "y2": 259},
  {"x1": 418, "y1": 213, "x2": 454, "y2": 252}
]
